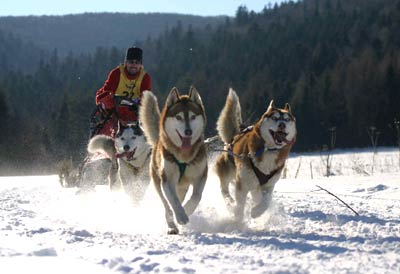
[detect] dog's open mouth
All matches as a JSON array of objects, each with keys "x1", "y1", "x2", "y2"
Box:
[
  {"x1": 269, "y1": 129, "x2": 289, "y2": 145},
  {"x1": 117, "y1": 147, "x2": 137, "y2": 161},
  {"x1": 176, "y1": 130, "x2": 192, "y2": 151},
  {"x1": 126, "y1": 147, "x2": 137, "y2": 161}
]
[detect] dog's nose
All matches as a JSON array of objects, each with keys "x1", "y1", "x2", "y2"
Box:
[
  {"x1": 278, "y1": 123, "x2": 286, "y2": 130},
  {"x1": 185, "y1": 128, "x2": 192, "y2": 136},
  {"x1": 123, "y1": 145, "x2": 130, "y2": 151}
]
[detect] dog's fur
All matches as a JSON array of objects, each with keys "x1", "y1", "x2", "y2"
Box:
[
  {"x1": 58, "y1": 157, "x2": 110, "y2": 190},
  {"x1": 139, "y1": 87, "x2": 208, "y2": 234},
  {"x1": 87, "y1": 121, "x2": 151, "y2": 204},
  {"x1": 215, "y1": 88, "x2": 296, "y2": 220}
]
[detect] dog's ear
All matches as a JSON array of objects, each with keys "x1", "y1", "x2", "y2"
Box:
[
  {"x1": 188, "y1": 85, "x2": 204, "y2": 107},
  {"x1": 166, "y1": 87, "x2": 180, "y2": 107},
  {"x1": 127, "y1": 121, "x2": 142, "y2": 136},
  {"x1": 267, "y1": 99, "x2": 275, "y2": 111},
  {"x1": 133, "y1": 125, "x2": 143, "y2": 136},
  {"x1": 284, "y1": 103, "x2": 292, "y2": 114},
  {"x1": 128, "y1": 122, "x2": 136, "y2": 131}
]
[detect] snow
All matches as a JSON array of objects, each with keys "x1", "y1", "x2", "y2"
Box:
[{"x1": 0, "y1": 148, "x2": 399, "y2": 273}]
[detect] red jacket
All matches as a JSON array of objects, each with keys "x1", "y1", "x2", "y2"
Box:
[
  {"x1": 96, "y1": 65, "x2": 152, "y2": 105},
  {"x1": 94, "y1": 65, "x2": 152, "y2": 137}
]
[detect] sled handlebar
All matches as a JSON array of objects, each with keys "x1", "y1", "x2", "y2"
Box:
[{"x1": 113, "y1": 95, "x2": 140, "y2": 107}]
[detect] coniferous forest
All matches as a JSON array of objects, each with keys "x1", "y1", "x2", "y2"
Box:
[{"x1": 1, "y1": 0, "x2": 400, "y2": 175}]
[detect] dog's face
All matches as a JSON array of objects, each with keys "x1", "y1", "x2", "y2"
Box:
[
  {"x1": 115, "y1": 122, "x2": 147, "y2": 159},
  {"x1": 259, "y1": 100, "x2": 296, "y2": 148},
  {"x1": 163, "y1": 86, "x2": 206, "y2": 151}
]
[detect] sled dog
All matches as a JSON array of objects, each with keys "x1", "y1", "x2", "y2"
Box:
[
  {"x1": 58, "y1": 154, "x2": 110, "y2": 190},
  {"x1": 139, "y1": 87, "x2": 208, "y2": 234},
  {"x1": 88, "y1": 121, "x2": 152, "y2": 204},
  {"x1": 215, "y1": 88, "x2": 296, "y2": 220}
]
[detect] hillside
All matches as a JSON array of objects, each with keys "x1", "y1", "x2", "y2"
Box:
[{"x1": 0, "y1": 12, "x2": 226, "y2": 55}]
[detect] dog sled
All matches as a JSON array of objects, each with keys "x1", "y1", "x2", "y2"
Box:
[{"x1": 58, "y1": 96, "x2": 141, "y2": 189}]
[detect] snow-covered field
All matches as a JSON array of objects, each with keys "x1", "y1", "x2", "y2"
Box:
[{"x1": 0, "y1": 148, "x2": 399, "y2": 273}]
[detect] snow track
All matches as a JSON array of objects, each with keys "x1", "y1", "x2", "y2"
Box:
[{"x1": 0, "y1": 149, "x2": 399, "y2": 273}]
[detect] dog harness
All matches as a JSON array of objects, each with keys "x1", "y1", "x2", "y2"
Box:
[
  {"x1": 249, "y1": 159, "x2": 283, "y2": 186},
  {"x1": 224, "y1": 127, "x2": 284, "y2": 186},
  {"x1": 172, "y1": 155, "x2": 187, "y2": 180}
]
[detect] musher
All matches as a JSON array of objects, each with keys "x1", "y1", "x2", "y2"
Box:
[{"x1": 90, "y1": 46, "x2": 152, "y2": 137}]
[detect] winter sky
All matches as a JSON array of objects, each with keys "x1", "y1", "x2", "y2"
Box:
[{"x1": 1, "y1": 0, "x2": 285, "y2": 17}]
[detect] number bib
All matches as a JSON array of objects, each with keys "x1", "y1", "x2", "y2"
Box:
[{"x1": 114, "y1": 64, "x2": 146, "y2": 99}]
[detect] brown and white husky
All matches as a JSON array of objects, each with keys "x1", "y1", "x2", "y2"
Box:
[
  {"x1": 215, "y1": 88, "x2": 296, "y2": 221},
  {"x1": 139, "y1": 87, "x2": 208, "y2": 234}
]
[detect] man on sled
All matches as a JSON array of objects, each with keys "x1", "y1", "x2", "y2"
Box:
[
  {"x1": 91, "y1": 46, "x2": 152, "y2": 138},
  {"x1": 59, "y1": 46, "x2": 152, "y2": 190}
]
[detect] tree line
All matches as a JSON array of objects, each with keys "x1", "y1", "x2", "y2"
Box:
[{"x1": 1, "y1": 0, "x2": 400, "y2": 175}]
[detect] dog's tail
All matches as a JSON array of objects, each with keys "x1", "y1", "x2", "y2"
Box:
[
  {"x1": 216, "y1": 88, "x2": 242, "y2": 144},
  {"x1": 87, "y1": 135, "x2": 116, "y2": 159},
  {"x1": 139, "y1": 91, "x2": 160, "y2": 147}
]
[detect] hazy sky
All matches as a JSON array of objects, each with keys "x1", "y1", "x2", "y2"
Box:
[{"x1": 1, "y1": 0, "x2": 284, "y2": 17}]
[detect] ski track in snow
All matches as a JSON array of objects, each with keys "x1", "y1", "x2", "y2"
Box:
[{"x1": 0, "y1": 150, "x2": 400, "y2": 273}]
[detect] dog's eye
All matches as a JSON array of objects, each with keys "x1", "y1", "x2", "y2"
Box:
[
  {"x1": 176, "y1": 115, "x2": 183, "y2": 121},
  {"x1": 121, "y1": 137, "x2": 125, "y2": 140},
  {"x1": 131, "y1": 136, "x2": 136, "y2": 140},
  {"x1": 190, "y1": 114, "x2": 196, "y2": 120},
  {"x1": 271, "y1": 116, "x2": 279, "y2": 121}
]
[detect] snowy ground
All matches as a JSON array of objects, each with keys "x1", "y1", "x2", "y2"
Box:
[{"x1": 0, "y1": 148, "x2": 399, "y2": 273}]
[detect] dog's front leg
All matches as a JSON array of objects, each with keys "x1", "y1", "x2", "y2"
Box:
[
  {"x1": 161, "y1": 172, "x2": 189, "y2": 225},
  {"x1": 152, "y1": 174, "x2": 180, "y2": 234},
  {"x1": 109, "y1": 159, "x2": 120, "y2": 191},
  {"x1": 119, "y1": 161, "x2": 131, "y2": 187},
  {"x1": 250, "y1": 184, "x2": 275, "y2": 218},
  {"x1": 183, "y1": 166, "x2": 207, "y2": 216},
  {"x1": 118, "y1": 161, "x2": 143, "y2": 204}
]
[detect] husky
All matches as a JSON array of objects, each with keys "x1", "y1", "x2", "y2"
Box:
[
  {"x1": 214, "y1": 88, "x2": 296, "y2": 221},
  {"x1": 58, "y1": 154, "x2": 111, "y2": 190},
  {"x1": 139, "y1": 87, "x2": 208, "y2": 234},
  {"x1": 87, "y1": 121, "x2": 152, "y2": 204}
]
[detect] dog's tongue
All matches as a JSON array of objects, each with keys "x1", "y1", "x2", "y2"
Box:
[
  {"x1": 181, "y1": 137, "x2": 192, "y2": 150},
  {"x1": 275, "y1": 131, "x2": 287, "y2": 143}
]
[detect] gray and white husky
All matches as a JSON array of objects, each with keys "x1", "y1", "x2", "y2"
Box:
[
  {"x1": 139, "y1": 87, "x2": 208, "y2": 234},
  {"x1": 88, "y1": 121, "x2": 152, "y2": 204}
]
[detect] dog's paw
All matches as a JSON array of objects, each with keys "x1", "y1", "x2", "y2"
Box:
[
  {"x1": 175, "y1": 211, "x2": 189, "y2": 225},
  {"x1": 251, "y1": 204, "x2": 268, "y2": 218},
  {"x1": 224, "y1": 197, "x2": 235, "y2": 208},
  {"x1": 167, "y1": 228, "x2": 179, "y2": 235},
  {"x1": 233, "y1": 207, "x2": 245, "y2": 222}
]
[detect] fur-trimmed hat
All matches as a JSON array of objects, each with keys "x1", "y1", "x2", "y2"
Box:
[{"x1": 125, "y1": 47, "x2": 143, "y2": 62}]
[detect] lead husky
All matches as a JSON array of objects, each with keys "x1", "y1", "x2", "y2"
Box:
[
  {"x1": 139, "y1": 87, "x2": 208, "y2": 234},
  {"x1": 215, "y1": 89, "x2": 296, "y2": 221},
  {"x1": 88, "y1": 121, "x2": 151, "y2": 204}
]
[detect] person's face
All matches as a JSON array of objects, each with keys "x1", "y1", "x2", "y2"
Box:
[{"x1": 125, "y1": 59, "x2": 141, "y2": 75}]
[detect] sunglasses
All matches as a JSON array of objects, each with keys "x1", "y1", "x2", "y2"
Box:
[{"x1": 126, "y1": 60, "x2": 141, "y2": 65}]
